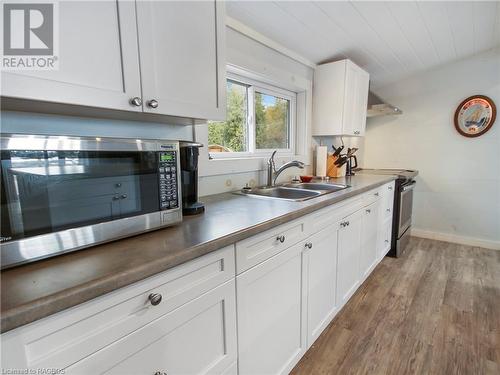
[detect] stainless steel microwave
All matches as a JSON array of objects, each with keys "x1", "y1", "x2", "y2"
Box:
[{"x1": 0, "y1": 134, "x2": 182, "y2": 269}]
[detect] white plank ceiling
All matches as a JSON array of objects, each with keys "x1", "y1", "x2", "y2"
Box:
[{"x1": 226, "y1": 1, "x2": 500, "y2": 89}]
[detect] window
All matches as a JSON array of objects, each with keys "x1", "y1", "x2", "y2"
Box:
[{"x1": 208, "y1": 75, "x2": 295, "y2": 157}]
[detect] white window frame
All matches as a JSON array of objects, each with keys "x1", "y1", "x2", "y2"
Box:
[{"x1": 209, "y1": 72, "x2": 297, "y2": 159}]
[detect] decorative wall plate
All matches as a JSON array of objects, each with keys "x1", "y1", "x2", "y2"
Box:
[{"x1": 454, "y1": 95, "x2": 496, "y2": 138}]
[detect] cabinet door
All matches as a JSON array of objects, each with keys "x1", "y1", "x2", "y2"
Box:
[
  {"x1": 1, "y1": 1, "x2": 142, "y2": 112},
  {"x1": 336, "y1": 210, "x2": 363, "y2": 308},
  {"x1": 352, "y1": 67, "x2": 369, "y2": 136},
  {"x1": 66, "y1": 280, "x2": 237, "y2": 375},
  {"x1": 378, "y1": 218, "x2": 392, "y2": 261},
  {"x1": 342, "y1": 62, "x2": 369, "y2": 136},
  {"x1": 136, "y1": 1, "x2": 226, "y2": 120},
  {"x1": 237, "y1": 242, "x2": 306, "y2": 375},
  {"x1": 304, "y1": 226, "x2": 338, "y2": 348},
  {"x1": 360, "y1": 201, "x2": 380, "y2": 280}
]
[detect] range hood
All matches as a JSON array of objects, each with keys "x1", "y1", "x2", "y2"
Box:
[{"x1": 367, "y1": 91, "x2": 403, "y2": 117}]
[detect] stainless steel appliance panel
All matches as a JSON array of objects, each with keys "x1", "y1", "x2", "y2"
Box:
[{"x1": 1, "y1": 134, "x2": 182, "y2": 269}]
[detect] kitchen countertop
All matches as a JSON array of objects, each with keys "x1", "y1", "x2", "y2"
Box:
[{"x1": 1, "y1": 174, "x2": 396, "y2": 333}]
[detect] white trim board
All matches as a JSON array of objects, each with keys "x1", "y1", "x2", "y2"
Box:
[
  {"x1": 226, "y1": 16, "x2": 317, "y2": 70},
  {"x1": 411, "y1": 228, "x2": 500, "y2": 251}
]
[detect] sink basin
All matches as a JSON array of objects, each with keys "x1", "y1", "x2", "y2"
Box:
[
  {"x1": 239, "y1": 182, "x2": 349, "y2": 201},
  {"x1": 240, "y1": 186, "x2": 321, "y2": 201},
  {"x1": 283, "y1": 182, "x2": 349, "y2": 192}
]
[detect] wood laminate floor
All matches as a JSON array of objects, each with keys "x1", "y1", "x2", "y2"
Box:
[{"x1": 291, "y1": 237, "x2": 500, "y2": 375}]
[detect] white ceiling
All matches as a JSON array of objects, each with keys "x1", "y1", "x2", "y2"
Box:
[{"x1": 226, "y1": 1, "x2": 500, "y2": 89}]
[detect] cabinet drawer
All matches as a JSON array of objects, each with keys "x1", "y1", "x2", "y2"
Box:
[
  {"x1": 306, "y1": 195, "x2": 363, "y2": 235},
  {"x1": 1, "y1": 246, "x2": 235, "y2": 370},
  {"x1": 235, "y1": 219, "x2": 306, "y2": 274},
  {"x1": 67, "y1": 280, "x2": 237, "y2": 375},
  {"x1": 363, "y1": 186, "x2": 384, "y2": 206}
]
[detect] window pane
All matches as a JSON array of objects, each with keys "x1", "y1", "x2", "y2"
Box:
[
  {"x1": 255, "y1": 92, "x2": 290, "y2": 149},
  {"x1": 208, "y1": 81, "x2": 248, "y2": 153}
]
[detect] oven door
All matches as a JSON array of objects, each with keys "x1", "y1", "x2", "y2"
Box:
[{"x1": 398, "y1": 180, "x2": 416, "y2": 237}]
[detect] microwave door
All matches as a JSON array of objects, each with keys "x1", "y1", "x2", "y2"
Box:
[{"x1": 1, "y1": 150, "x2": 160, "y2": 244}]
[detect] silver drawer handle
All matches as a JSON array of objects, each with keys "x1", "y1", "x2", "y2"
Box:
[
  {"x1": 148, "y1": 293, "x2": 162, "y2": 306},
  {"x1": 276, "y1": 235, "x2": 285, "y2": 243},
  {"x1": 147, "y1": 99, "x2": 159, "y2": 108},
  {"x1": 305, "y1": 242, "x2": 313, "y2": 249},
  {"x1": 130, "y1": 96, "x2": 142, "y2": 106}
]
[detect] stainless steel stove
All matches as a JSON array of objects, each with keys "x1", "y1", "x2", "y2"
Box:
[{"x1": 356, "y1": 168, "x2": 418, "y2": 257}]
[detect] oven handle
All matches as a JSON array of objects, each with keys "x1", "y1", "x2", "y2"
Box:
[{"x1": 401, "y1": 181, "x2": 416, "y2": 192}]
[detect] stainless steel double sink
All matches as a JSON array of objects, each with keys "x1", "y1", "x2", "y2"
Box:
[{"x1": 238, "y1": 182, "x2": 350, "y2": 201}]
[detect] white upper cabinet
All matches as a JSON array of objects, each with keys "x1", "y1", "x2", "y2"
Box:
[
  {"x1": 1, "y1": 0, "x2": 226, "y2": 122},
  {"x1": 312, "y1": 59, "x2": 370, "y2": 136},
  {"x1": 1, "y1": 1, "x2": 142, "y2": 112},
  {"x1": 136, "y1": 0, "x2": 226, "y2": 120}
]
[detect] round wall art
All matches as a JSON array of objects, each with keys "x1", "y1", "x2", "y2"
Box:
[{"x1": 454, "y1": 95, "x2": 496, "y2": 138}]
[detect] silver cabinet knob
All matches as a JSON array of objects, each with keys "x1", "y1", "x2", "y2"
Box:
[
  {"x1": 113, "y1": 195, "x2": 120, "y2": 201},
  {"x1": 385, "y1": 239, "x2": 389, "y2": 243},
  {"x1": 346, "y1": 221, "x2": 350, "y2": 226},
  {"x1": 154, "y1": 372, "x2": 167, "y2": 375},
  {"x1": 305, "y1": 242, "x2": 313, "y2": 249},
  {"x1": 374, "y1": 192, "x2": 379, "y2": 197},
  {"x1": 388, "y1": 186, "x2": 393, "y2": 190},
  {"x1": 276, "y1": 235, "x2": 285, "y2": 243},
  {"x1": 366, "y1": 209, "x2": 371, "y2": 214},
  {"x1": 147, "y1": 99, "x2": 159, "y2": 108},
  {"x1": 121, "y1": 194, "x2": 127, "y2": 199},
  {"x1": 353, "y1": 130, "x2": 360, "y2": 135},
  {"x1": 148, "y1": 293, "x2": 162, "y2": 306},
  {"x1": 115, "y1": 183, "x2": 122, "y2": 188},
  {"x1": 386, "y1": 208, "x2": 391, "y2": 212},
  {"x1": 130, "y1": 97, "x2": 142, "y2": 106}
]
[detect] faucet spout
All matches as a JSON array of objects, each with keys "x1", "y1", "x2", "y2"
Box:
[{"x1": 266, "y1": 150, "x2": 305, "y2": 186}]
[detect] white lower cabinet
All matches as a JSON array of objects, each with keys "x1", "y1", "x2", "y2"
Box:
[
  {"x1": 1, "y1": 246, "x2": 237, "y2": 375},
  {"x1": 304, "y1": 226, "x2": 338, "y2": 347},
  {"x1": 378, "y1": 217, "x2": 393, "y2": 260},
  {"x1": 68, "y1": 280, "x2": 237, "y2": 375},
  {"x1": 236, "y1": 242, "x2": 307, "y2": 375},
  {"x1": 360, "y1": 200, "x2": 381, "y2": 280},
  {"x1": 336, "y1": 209, "x2": 363, "y2": 308},
  {"x1": 1, "y1": 183, "x2": 396, "y2": 375}
]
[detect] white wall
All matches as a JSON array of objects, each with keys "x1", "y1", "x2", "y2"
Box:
[
  {"x1": 197, "y1": 26, "x2": 315, "y2": 196},
  {"x1": 364, "y1": 49, "x2": 500, "y2": 249}
]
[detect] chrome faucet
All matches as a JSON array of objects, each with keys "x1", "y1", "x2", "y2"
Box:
[{"x1": 267, "y1": 150, "x2": 305, "y2": 187}]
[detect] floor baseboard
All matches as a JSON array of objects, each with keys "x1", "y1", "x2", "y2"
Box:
[{"x1": 411, "y1": 228, "x2": 500, "y2": 250}]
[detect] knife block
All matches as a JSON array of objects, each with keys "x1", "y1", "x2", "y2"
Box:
[{"x1": 326, "y1": 154, "x2": 346, "y2": 178}]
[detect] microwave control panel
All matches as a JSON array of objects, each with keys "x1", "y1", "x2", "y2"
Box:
[{"x1": 158, "y1": 151, "x2": 179, "y2": 210}]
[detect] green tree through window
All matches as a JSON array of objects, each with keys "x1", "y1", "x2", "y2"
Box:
[
  {"x1": 208, "y1": 81, "x2": 247, "y2": 152},
  {"x1": 208, "y1": 78, "x2": 293, "y2": 155}
]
